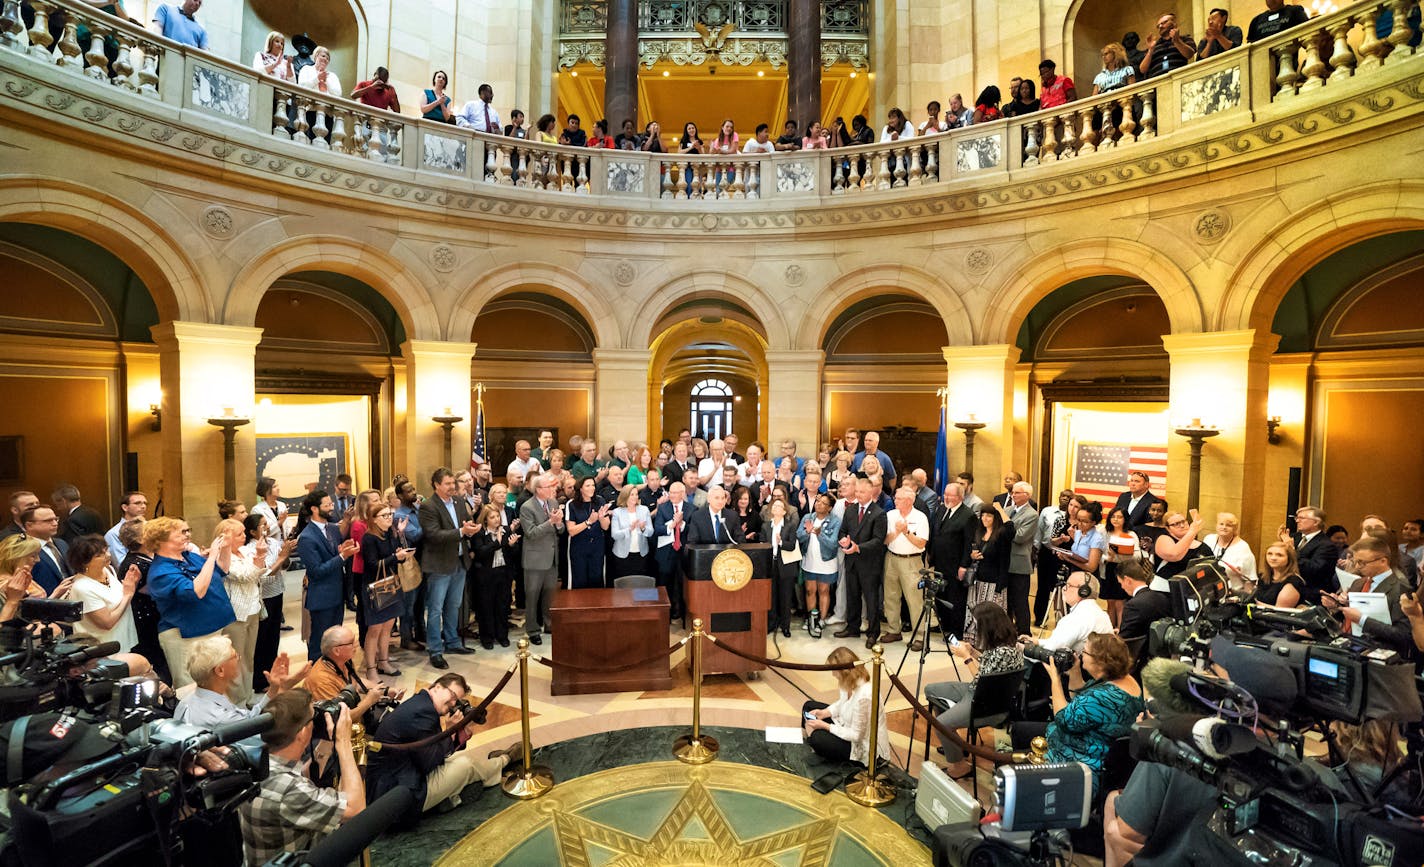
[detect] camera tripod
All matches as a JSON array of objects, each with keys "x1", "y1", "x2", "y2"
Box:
[{"x1": 891, "y1": 567, "x2": 967, "y2": 769}]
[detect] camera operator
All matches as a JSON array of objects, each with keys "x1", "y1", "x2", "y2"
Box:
[
  {"x1": 1321, "y1": 535, "x2": 1414, "y2": 656},
  {"x1": 238, "y1": 689, "x2": 366, "y2": 865},
  {"x1": 1023, "y1": 570, "x2": 1111, "y2": 655},
  {"x1": 307, "y1": 625, "x2": 400, "y2": 710},
  {"x1": 367, "y1": 673, "x2": 520, "y2": 823},
  {"x1": 923, "y1": 602, "x2": 1023, "y2": 778},
  {"x1": 174, "y1": 634, "x2": 306, "y2": 726}
]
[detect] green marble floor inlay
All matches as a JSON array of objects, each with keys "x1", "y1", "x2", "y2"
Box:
[{"x1": 438, "y1": 761, "x2": 931, "y2": 867}]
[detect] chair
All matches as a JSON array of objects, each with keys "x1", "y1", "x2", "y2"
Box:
[
  {"x1": 612, "y1": 574, "x2": 656, "y2": 589},
  {"x1": 922, "y1": 667, "x2": 1025, "y2": 802}
]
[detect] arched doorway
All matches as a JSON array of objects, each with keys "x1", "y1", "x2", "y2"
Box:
[
  {"x1": 648, "y1": 298, "x2": 768, "y2": 447},
  {"x1": 1066, "y1": 0, "x2": 1193, "y2": 102}
]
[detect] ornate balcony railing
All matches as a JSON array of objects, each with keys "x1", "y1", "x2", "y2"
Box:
[
  {"x1": 558, "y1": 0, "x2": 867, "y2": 36},
  {"x1": 0, "y1": 0, "x2": 1419, "y2": 224}
]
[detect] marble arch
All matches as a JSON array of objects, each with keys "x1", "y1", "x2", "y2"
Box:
[
  {"x1": 795, "y1": 263, "x2": 973, "y2": 351},
  {"x1": 979, "y1": 237, "x2": 1204, "y2": 346},
  {"x1": 449, "y1": 262, "x2": 619, "y2": 350},
  {"x1": 631, "y1": 271, "x2": 791, "y2": 351},
  {"x1": 0, "y1": 176, "x2": 210, "y2": 325},
  {"x1": 1217, "y1": 180, "x2": 1424, "y2": 333},
  {"x1": 222, "y1": 235, "x2": 441, "y2": 341}
]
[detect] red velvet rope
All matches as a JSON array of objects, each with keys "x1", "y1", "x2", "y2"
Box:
[{"x1": 705, "y1": 633, "x2": 861, "y2": 671}]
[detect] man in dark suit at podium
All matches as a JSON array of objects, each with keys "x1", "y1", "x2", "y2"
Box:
[
  {"x1": 686, "y1": 486, "x2": 744, "y2": 546},
  {"x1": 654, "y1": 481, "x2": 694, "y2": 619},
  {"x1": 1112, "y1": 471, "x2": 1159, "y2": 530},
  {"x1": 835, "y1": 477, "x2": 888, "y2": 649},
  {"x1": 929, "y1": 481, "x2": 976, "y2": 639}
]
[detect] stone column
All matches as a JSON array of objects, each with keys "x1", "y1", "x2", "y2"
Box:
[
  {"x1": 150, "y1": 322, "x2": 263, "y2": 540},
  {"x1": 788, "y1": 0, "x2": 821, "y2": 132},
  {"x1": 942, "y1": 344, "x2": 1021, "y2": 487},
  {"x1": 604, "y1": 0, "x2": 639, "y2": 131},
  {"x1": 1162, "y1": 330, "x2": 1279, "y2": 549},
  {"x1": 594, "y1": 348, "x2": 652, "y2": 445},
  {"x1": 765, "y1": 350, "x2": 825, "y2": 460},
  {"x1": 401, "y1": 340, "x2": 478, "y2": 488}
]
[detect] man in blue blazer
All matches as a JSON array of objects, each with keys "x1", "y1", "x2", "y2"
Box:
[
  {"x1": 23, "y1": 505, "x2": 70, "y2": 595},
  {"x1": 297, "y1": 490, "x2": 360, "y2": 661},
  {"x1": 653, "y1": 481, "x2": 694, "y2": 619}
]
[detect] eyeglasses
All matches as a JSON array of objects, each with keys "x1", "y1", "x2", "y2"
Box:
[
  {"x1": 1167, "y1": 519, "x2": 1188, "y2": 527},
  {"x1": 376, "y1": 511, "x2": 394, "y2": 518},
  {"x1": 1354, "y1": 555, "x2": 1386, "y2": 566}
]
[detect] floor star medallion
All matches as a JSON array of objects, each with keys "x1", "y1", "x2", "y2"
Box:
[{"x1": 439, "y1": 761, "x2": 929, "y2": 866}]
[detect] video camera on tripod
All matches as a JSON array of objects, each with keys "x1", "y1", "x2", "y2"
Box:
[{"x1": 918, "y1": 566, "x2": 946, "y2": 599}]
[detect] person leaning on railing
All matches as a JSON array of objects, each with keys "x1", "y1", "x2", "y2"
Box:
[
  {"x1": 801, "y1": 646, "x2": 892, "y2": 766},
  {"x1": 252, "y1": 30, "x2": 295, "y2": 81}
]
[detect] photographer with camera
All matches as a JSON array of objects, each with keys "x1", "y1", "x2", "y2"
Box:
[
  {"x1": 923, "y1": 602, "x2": 1023, "y2": 778},
  {"x1": 174, "y1": 634, "x2": 307, "y2": 727},
  {"x1": 367, "y1": 672, "x2": 520, "y2": 824},
  {"x1": 238, "y1": 689, "x2": 367, "y2": 865}
]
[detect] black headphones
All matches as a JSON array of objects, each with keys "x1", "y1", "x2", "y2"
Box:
[{"x1": 1072, "y1": 572, "x2": 1094, "y2": 599}]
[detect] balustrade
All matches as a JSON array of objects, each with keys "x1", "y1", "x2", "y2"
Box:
[{"x1": 2, "y1": 0, "x2": 1419, "y2": 211}]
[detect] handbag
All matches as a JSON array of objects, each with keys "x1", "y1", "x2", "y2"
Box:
[
  {"x1": 395, "y1": 530, "x2": 422, "y2": 592},
  {"x1": 366, "y1": 559, "x2": 402, "y2": 612}
]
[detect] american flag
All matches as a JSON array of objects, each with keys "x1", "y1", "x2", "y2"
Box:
[
  {"x1": 470, "y1": 397, "x2": 486, "y2": 471},
  {"x1": 1071, "y1": 442, "x2": 1167, "y2": 509}
]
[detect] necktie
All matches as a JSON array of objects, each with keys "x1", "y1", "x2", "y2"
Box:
[
  {"x1": 483, "y1": 103, "x2": 494, "y2": 132},
  {"x1": 673, "y1": 507, "x2": 682, "y2": 551},
  {"x1": 1360, "y1": 575, "x2": 1372, "y2": 594},
  {"x1": 46, "y1": 542, "x2": 62, "y2": 571},
  {"x1": 713, "y1": 515, "x2": 722, "y2": 543},
  {"x1": 543, "y1": 500, "x2": 552, "y2": 517},
  {"x1": 859, "y1": 504, "x2": 866, "y2": 523}
]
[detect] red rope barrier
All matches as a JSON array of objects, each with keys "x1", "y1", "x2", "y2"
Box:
[
  {"x1": 369, "y1": 663, "x2": 518, "y2": 753},
  {"x1": 704, "y1": 633, "x2": 860, "y2": 671}
]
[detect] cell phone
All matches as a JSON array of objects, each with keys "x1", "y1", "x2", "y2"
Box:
[
  {"x1": 804, "y1": 711, "x2": 816, "y2": 720},
  {"x1": 811, "y1": 769, "x2": 845, "y2": 794},
  {"x1": 949, "y1": 636, "x2": 961, "y2": 647}
]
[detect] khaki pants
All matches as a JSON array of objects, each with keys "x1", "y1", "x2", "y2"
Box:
[
  {"x1": 882, "y1": 553, "x2": 927, "y2": 634},
  {"x1": 422, "y1": 749, "x2": 508, "y2": 811},
  {"x1": 158, "y1": 627, "x2": 222, "y2": 689},
  {"x1": 223, "y1": 613, "x2": 261, "y2": 707}
]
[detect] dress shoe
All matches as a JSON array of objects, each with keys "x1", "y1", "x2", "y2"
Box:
[
  {"x1": 909, "y1": 639, "x2": 924, "y2": 652},
  {"x1": 429, "y1": 654, "x2": 448, "y2": 669},
  {"x1": 529, "y1": 634, "x2": 543, "y2": 645},
  {"x1": 781, "y1": 625, "x2": 791, "y2": 638},
  {"x1": 864, "y1": 635, "x2": 876, "y2": 650},
  {"x1": 832, "y1": 628, "x2": 861, "y2": 639},
  {"x1": 400, "y1": 639, "x2": 423, "y2": 652},
  {"x1": 448, "y1": 645, "x2": 476, "y2": 655},
  {"x1": 488, "y1": 742, "x2": 523, "y2": 765},
  {"x1": 878, "y1": 632, "x2": 903, "y2": 644},
  {"x1": 481, "y1": 641, "x2": 495, "y2": 651},
  {"x1": 498, "y1": 638, "x2": 510, "y2": 648}
]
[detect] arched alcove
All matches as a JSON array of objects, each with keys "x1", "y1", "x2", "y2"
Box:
[
  {"x1": 650, "y1": 317, "x2": 767, "y2": 444},
  {"x1": 1066, "y1": 0, "x2": 1192, "y2": 95},
  {"x1": 242, "y1": 0, "x2": 366, "y2": 95}
]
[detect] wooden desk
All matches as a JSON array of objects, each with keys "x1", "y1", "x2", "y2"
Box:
[{"x1": 550, "y1": 587, "x2": 673, "y2": 696}]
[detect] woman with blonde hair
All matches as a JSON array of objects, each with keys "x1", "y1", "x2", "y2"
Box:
[
  {"x1": 251, "y1": 30, "x2": 294, "y2": 81},
  {"x1": 216, "y1": 517, "x2": 265, "y2": 704},
  {"x1": 1092, "y1": 42, "x2": 1136, "y2": 95},
  {"x1": 144, "y1": 516, "x2": 234, "y2": 688},
  {"x1": 801, "y1": 646, "x2": 891, "y2": 765},
  {"x1": 0, "y1": 535, "x2": 57, "y2": 623},
  {"x1": 826, "y1": 449, "x2": 854, "y2": 494}
]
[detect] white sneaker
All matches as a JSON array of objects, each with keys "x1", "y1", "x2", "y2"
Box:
[{"x1": 824, "y1": 616, "x2": 846, "y2": 626}]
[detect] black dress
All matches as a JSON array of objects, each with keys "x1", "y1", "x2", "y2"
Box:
[
  {"x1": 734, "y1": 508, "x2": 762, "y2": 544},
  {"x1": 470, "y1": 528, "x2": 515, "y2": 646},
  {"x1": 1255, "y1": 574, "x2": 1306, "y2": 606},
  {"x1": 1155, "y1": 539, "x2": 1208, "y2": 580}
]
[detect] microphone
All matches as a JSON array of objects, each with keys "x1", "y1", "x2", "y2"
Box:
[
  {"x1": 1140, "y1": 658, "x2": 1198, "y2": 715},
  {"x1": 186, "y1": 713, "x2": 275, "y2": 753},
  {"x1": 299, "y1": 787, "x2": 418, "y2": 867},
  {"x1": 1158, "y1": 713, "x2": 1258, "y2": 760},
  {"x1": 59, "y1": 641, "x2": 121, "y2": 665}
]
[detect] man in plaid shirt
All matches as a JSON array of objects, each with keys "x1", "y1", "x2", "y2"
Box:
[{"x1": 239, "y1": 689, "x2": 366, "y2": 864}]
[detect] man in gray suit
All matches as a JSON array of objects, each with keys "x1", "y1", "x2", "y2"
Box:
[
  {"x1": 1006, "y1": 481, "x2": 1039, "y2": 635},
  {"x1": 519, "y1": 473, "x2": 566, "y2": 645},
  {"x1": 418, "y1": 467, "x2": 478, "y2": 669}
]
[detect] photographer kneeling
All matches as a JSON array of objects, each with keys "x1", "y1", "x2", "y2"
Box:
[
  {"x1": 367, "y1": 673, "x2": 520, "y2": 823},
  {"x1": 238, "y1": 689, "x2": 366, "y2": 865}
]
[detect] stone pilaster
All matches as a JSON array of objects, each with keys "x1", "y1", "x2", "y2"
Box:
[{"x1": 765, "y1": 350, "x2": 825, "y2": 459}]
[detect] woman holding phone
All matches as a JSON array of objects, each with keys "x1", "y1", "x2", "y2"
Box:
[{"x1": 359, "y1": 503, "x2": 411, "y2": 679}]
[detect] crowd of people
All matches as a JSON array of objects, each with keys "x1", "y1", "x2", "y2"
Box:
[
  {"x1": 2, "y1": 415, "x2": 1422, "y2": 859},
  {"x1": 26, "y1": 1, "x2": 1311, "y2": 158}
]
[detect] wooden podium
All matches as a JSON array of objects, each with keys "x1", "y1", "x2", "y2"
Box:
[
  {"x1": 549, "y1": 587, "x2": 673, "y2": 696},
  {"x1": 684, "y1": 543, "x2": 772, "y2": 677}
]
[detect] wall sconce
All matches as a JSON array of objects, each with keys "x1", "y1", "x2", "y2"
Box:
[
  {"x1": 1266, "y1": 416, "x2": 1282, "y2": 445},
  {"x1": 149, "y1": 403, "x2": 162, "y2": 432}
]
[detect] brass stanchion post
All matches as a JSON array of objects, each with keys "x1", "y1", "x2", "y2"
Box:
[
  {"x1": 673, "y1": 618, "x2": 719, "y2": 764},
  {"x1": 502, "y1": 638, "x2": 555, "y2": 798},
  {"x1": 846, "y1": 644, "x2": 895, "y2": 806},
  {"x1": 348, "y1": 721, "x2": 373, "y2": 867}
]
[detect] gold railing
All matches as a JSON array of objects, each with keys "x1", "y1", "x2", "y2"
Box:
[{"x1": 0, "y1": 0, "x2": 1419, "y2": 214}]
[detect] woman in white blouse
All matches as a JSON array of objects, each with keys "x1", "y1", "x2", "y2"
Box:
[
  {"x1": 67, "y1": 535, "x2": 139, "y2": 651},
  {"x1": 802, "y1": 646, "x2": 891, "y2": 765},
  {"x1": 217, "y1": 517, "x2": 268, "y2": 707},
  {"x1": 251, "y1": 31, "x2": 294, "y2": 81},
  {"x1": 297, "y1": 45, "x2": 342, "y2": 97},
  {"x1": 608, "y1": 486, "x2": 655, "y2": 580}
]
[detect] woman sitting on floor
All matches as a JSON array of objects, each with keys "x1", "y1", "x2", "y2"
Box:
[{"x1": 801, "y1": 646, "x2": 891, "y2": 767}]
